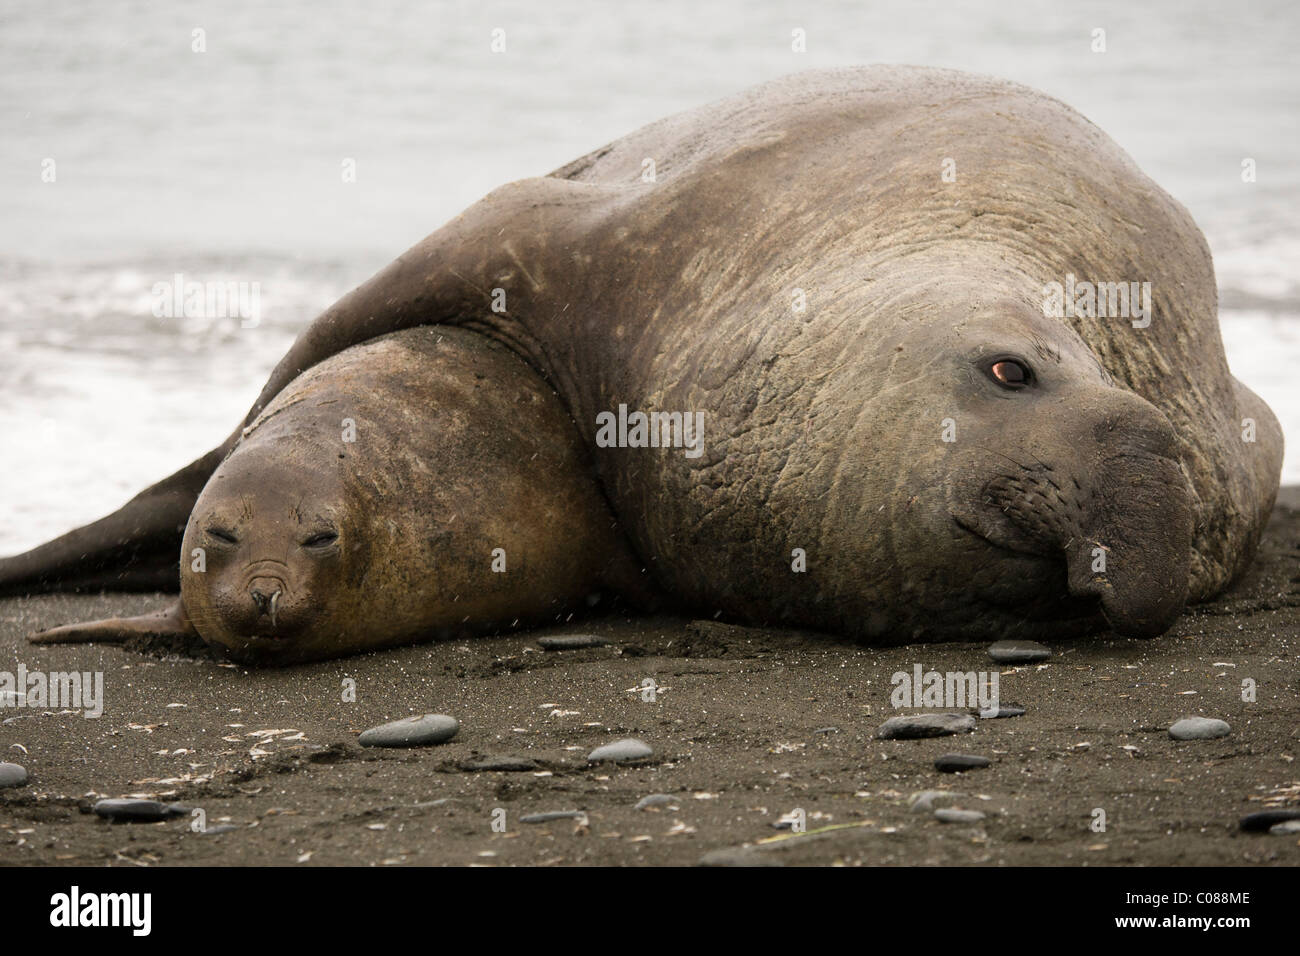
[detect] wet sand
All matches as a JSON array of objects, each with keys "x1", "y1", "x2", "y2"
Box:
[{"x1": 1, "y1": 494, "x2": 1298, "y2": 866}]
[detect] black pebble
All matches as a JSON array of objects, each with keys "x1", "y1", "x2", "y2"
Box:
[
  {"x1": 935, "y1": 754, "x2": 991, "y2": 773},
  {"x1": 93, "y1": 799, "x2": 189, "y2": 822},
  {"x1": 1239, "y1": 809, "x2": 1300, "y2": 832}
]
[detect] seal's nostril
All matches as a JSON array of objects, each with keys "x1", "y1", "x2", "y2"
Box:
[{"x1": 250, "y1": 588, "x2": 271, "y2": 615}]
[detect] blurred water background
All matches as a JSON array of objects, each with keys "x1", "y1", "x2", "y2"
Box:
[{"x1": 1, "y1": 0, "x2": 1297, "y2": 554}]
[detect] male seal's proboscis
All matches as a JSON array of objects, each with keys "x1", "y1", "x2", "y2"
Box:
[{"x1": 4, "y1": 66, "x2": 1283, "y2": 662}]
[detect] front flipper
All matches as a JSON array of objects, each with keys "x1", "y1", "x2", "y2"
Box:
[{"x1": 30, "y1": 599, "x2": 196, "y2": 647}]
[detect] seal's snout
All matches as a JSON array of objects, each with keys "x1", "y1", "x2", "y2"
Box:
[
  {"x1": 971, "y1": 387, "x2": 1195, "y2": 639},
  {"x1": 246, "y1": 576, "x2": 285, "y2": 628},
  {"x1": 1066, "y1": 447, "x2": 1193, "y2": 638},
  {"x1": 1058, "y1": 392, "x2": 1195, "y2": 638}
]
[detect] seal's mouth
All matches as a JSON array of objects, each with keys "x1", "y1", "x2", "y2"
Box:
[
  {"x1": 952, "y1": 514, "x2": 1108, "y2": 622},
  {"x1": 952, "y1": 452, "x2": 1192, "y2": 639}
]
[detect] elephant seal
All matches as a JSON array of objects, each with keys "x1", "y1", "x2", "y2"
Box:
[
  {"x1": 31, "y1": 326, "x2": 646, "y2": 663},
  {"x1": 5, "y1": 66, "x2": 1283, "y2": 648}
]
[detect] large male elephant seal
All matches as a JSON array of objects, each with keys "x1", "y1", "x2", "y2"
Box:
[
  {"x1": 30, "y1": 326, "x2": 646, "y2": 663},
  {"x1": 3, "y1": 66, "x2": 1282, "y2": 650}
]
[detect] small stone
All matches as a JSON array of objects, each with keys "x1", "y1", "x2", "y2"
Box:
[
  {"x1": 813, "y1": 727, "x2": 839, "y2": 735},
  {"x1": 358, "y1": 714, "x2": 458, "y2": 748},
  {"x1": 1269, "y1": 820, "x2": 1300, "y2": 835},
  {"x1": 520, "y1": 810, "x2": 587, "y2": 824},
  {"x1": 935, "y1": 754, "x2": 991, "y2": 773},
  {"x1": 1168, "y1": 717, "x2": 1230, "y2": 740},
  {"x1": 978, "y1": 705, "x2": 1026, "y2": 719},
  {"x1": 877, "y1": 713, "x2": 976, "y2": 739},
  {"x1": 910, "y1": 790, "x2": 958, "y2": 813},
  {"x1": 93, "y1": 799, "x2": 189, "y2": 822},
  {"x1": 537, "y1": 634, "x2": 608, "y2": 650},
  {"x1": 0, "y1": 762, "x2": 28, "y2": 788},
  {"x1": 200, "y1": 825, "x2": 239, "y2": 835},
  {"x1": 987, "y1": 640, "x2": 1051, "y2": 663},
  {"x1": 635, "y1": 794, "x2": 677, "y2": 810},
  {"x1": 1240, "y1": 809, "x2": 1300, "y2": 832},
  {"x1": 587, "y1": 738, "x2": 653, "y2": 762},
  {"x1": 461, "y1": 756, "x2": 538, "y2": 772},
  {"x1": 934, "y1": 808, "x2": 985, "y2": 824}
]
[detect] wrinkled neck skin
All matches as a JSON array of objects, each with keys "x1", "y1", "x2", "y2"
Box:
[{"x1": 590, "y1": 248, "x2": 1198, "y2": 642}]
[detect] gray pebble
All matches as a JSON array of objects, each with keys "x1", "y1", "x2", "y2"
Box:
[
  {"x1": 934, "y1": 808, "x2": 986, "y2": 824},
  {"x1": 698, "y1": 847, "x2": 783, "y2": 867},
  {"x1": 877, "y1": 713, "x2": 976, "y2": 739},
  {"x1": 93, "y1": 799, "x2": 189, "y2": 822},
  {"x1": 358, "y1": 714, "x2": 458, "y2": 748},
  {"x1": 935, "y1": 754, "x2": 991, "y2": 773},
  {"x1": 537, "y1": 635, "x2": 609, "y2": 650},
  {"x1": 987, "y1": 640, "x2": 1051, "y2": 663},
  {"x1": 978, "y1": 705, "x2": 1026, "y2": 719},
  {"x1": 910, "y1": 790, "x2": 958, "y2": 813},
  {"x1": 587, "y1": 738, "x2": 653, "y2": 762},
  {"x1": 635, "y1": 794, "x2": 677, "y2": 810},
  {"x1": 200, "y1": 825, "x2": 239, "y2": 835},
  {"x1": 813, "y1": 727, "x2": 839, "y2": 735},
  {"x1": 1168, "y1": 717, "x2": 1230, "y2": 740},
  {"x1": 0, "y1": 762, "x2": 28, "y2": 788},
  {"x1": 461, "y1": 755, "x2": 538, "y2": 772},
  {"x1": 520, "y1": 810, "x2": 587, "y2": 824}
]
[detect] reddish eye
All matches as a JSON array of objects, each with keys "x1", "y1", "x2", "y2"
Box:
[{"x1": 989, "y1": 359, "x2": 1031, "y2": 389}]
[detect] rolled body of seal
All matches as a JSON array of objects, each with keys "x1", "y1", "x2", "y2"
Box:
[{"x1": 179, "y1": 326, "x2": 641, "y2": 663}]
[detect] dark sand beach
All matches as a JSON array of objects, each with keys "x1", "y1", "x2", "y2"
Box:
[{"x1": 1, "y1": 491, "x2": 1297, "y2": 867}]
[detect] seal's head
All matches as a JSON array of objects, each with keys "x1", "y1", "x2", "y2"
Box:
[
  {"x1": 180, "y1": 447, "x2": 357, "y2": 664},
  {"x1": 793, "y1": 264, "x2": 1197, "y2": 643},
  {"x1": 896, "y1": 284, "x2": 1196, "y2": 639}
]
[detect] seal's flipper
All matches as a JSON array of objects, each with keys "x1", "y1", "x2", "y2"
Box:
[
  {"x1": 29, "y1": 599, "x2": 195, "y2": 646},
  {"x1": 0, "y1": 447, "x2": 225, "y2": 597},
  {"x1": 237, "y1": 177, "x2": 614, "y2": 427}
]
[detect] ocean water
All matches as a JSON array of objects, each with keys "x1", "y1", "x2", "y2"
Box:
[{"x1": 1, "y1": 0, "x2": 1297, "y2": 555}]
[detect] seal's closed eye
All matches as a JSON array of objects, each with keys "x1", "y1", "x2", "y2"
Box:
[
  {"x1": 207, "y1": 527, "x2": 238, "y2": 545},
  {"x1": 301, "y1": 531, "x2": 339, "y2": 549}
]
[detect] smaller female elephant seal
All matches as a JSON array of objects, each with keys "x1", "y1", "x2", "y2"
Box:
[{"x1": 32, "y1": 326, "x2": 647, "y2": 663}]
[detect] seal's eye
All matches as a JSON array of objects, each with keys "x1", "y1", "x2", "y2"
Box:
[
  {"x1": 988, "y1": 359, "x2": 1032, "y2": 390},
  {"x1": 207, "y1": 528, "x2": 238, "y2": 545},
  {"x1": 302, "y1": 531, "x2": 338, "y2": 549}
]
